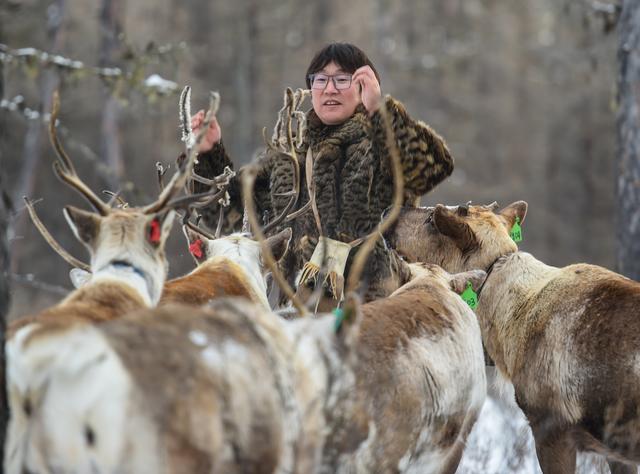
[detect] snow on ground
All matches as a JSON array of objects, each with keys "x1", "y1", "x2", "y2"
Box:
[{"x1": 456, "y1": 373, "x2": 633, "y2": 474}]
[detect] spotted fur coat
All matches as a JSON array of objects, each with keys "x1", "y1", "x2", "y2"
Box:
[{"x1": 192, "y1": 95, "x2": 454, "y2": 301}]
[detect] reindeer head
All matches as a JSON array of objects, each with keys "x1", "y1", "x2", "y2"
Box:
[
  {"x1": 35, "y1": 91, "x2": 213, "y2": 304},
  {"x1": 386, "y1": 201, "x2": 528, "y2": 273}
]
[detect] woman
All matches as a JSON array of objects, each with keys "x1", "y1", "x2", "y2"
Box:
[{"x1": 189, "y1": 42, "x2": 454, "y2": 306}]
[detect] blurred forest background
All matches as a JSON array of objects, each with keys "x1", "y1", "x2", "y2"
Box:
[{"x1": 0, "y1": 0, "x2": 631, "y2": 320}]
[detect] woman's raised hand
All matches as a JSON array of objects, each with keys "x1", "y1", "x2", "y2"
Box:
[
  {"x1": 352, "y1": 65, "x2": 382, "y2": 115},
  {"x1": 191, "y1": 109, "x2": 222, "y2": 153}
]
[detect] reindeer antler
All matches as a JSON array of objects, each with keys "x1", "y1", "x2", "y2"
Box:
[
  {"x1": 142, "y1": 87, "x2": 219, "y2": 215},
  {"x1": 242, "y1": 167, "x2": 309, "y2": 317},
  {"x1": 49, "y1": 91, "x2": 110, "y2": 216},
  {"x1": 23, "y1": 197, "x2": 91, "y2": 271},
  {"x1": 261, "y1": 88, "x2": 310, "y2": 235}
]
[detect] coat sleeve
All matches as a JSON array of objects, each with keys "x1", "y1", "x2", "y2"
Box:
[
  {"x1": 188, "y1": 141, "x2": 279, "y2": 234},
  {"x1": 187, "y1": 141, "x2": 244, "y2": 233},
  {"x1": 369, "y1": 95, "x2": 454, "y2": 202}
]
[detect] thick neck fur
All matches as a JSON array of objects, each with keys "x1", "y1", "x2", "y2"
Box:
[
  {"x1": 204, "y1": 236, "x2": 271, "y2": 309},
  {"x1": 477, "y1": 251, "x2": 559, "y2": 378}
]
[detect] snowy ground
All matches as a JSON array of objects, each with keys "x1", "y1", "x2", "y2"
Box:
[{"x1": 456, "y1": 370, "x2": 635, "y2": 474}]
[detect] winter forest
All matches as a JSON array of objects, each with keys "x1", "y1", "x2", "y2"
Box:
[{"x1": 1, "y1": 0, "x2": 640, "y2": 472}]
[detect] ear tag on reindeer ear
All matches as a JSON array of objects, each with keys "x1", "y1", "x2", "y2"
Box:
[
  {"x1": 510, "y1": 217, "x2": 523, "y2": 243},
  {"x1": 461, "y1": 282, "x2": 478, "y2": 310},
  {"x1": 333, "y1": 307, "x2": 347, "y2": 333},
  {"x1": 149, "y1": 218, "x2": 162, "y2": 245},
  {"x1": 189, "y1": 239, "x2": 204, "y2": 259}
]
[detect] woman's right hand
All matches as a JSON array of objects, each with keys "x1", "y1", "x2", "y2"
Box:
[{"x1": 191, "y1": 109, "x2": 222, "y2": 153}]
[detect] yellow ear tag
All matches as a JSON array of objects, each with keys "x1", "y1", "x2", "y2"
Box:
[
  {"x1": 461, "y1": 281, "x2": 478, "y2": 310},
  {"x1": 510, "y1": 217, "x2": 523, "y2": 243}
]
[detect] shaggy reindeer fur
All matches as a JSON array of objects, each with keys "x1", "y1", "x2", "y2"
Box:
[
  {"x1": 6, "y1": 300, "x2": 324, "y2": 474},
  {"x1": 289, "y1": 264, "x2": 487, "y2": 473},
  {"x1": 393, "y1": 201, "x2": 640, "y2": 473},
  {"x1": 192, "y1": 96, "x2": 454, "y2": 302},
  {"x1": 6, "y1": 265, "x2": 486, "y2": 474}
]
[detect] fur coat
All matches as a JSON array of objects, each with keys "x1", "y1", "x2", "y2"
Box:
[{"x1": 192, "y1": 95, "x2": 454, "y2": 301}]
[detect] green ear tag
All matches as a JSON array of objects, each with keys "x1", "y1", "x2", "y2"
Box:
[
  {"x1": 333, "y1": 307, "x2": 346, "y2": 332},
  {"x1": 461, "y1": 282, "x2": 478, "y2": 310},
  {"x1": 510, "y1": 217, "x2": 523, "y2": 243}
]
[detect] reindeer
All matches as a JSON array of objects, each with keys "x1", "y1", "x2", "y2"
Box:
[
  {"x1": 5, "y1": 265, "x2": 487, "y2": 474},
  {"x1": 389, "y1": 201, "x2": 640, "y2": 474},
  {"x1": 8, "y1": 90, "x2": 210, "y2": 333},
  {"x1": 284, "y1": 264, "x2": 488, "y2": 474},
  {"x1": 4, "y1": 88, "x2": 216, "y2": 471},
  {"x1": 160, "y1": 225, "x2": 293, "y2": 310}
]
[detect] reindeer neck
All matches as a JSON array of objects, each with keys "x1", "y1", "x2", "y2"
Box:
[
  {"x1": 476, "y1": 251, "x2": 559, "y2": 376},
  {"x1": 91, "y1": 261, "x2": 156, "y2": 307}
]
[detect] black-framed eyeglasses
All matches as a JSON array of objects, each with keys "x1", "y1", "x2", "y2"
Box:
[{"x1": 308, "y1": 73, "x2": 353, "y2": 90}]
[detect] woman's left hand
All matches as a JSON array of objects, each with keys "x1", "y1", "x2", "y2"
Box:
[{"x1": 352, "y1": 65, "x2": 382, "y2": 115}]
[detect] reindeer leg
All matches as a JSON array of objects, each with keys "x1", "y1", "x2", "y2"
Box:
[
  {"x1": 532, "y1": 425, "x2": 577, "y2": 474},
  {"x1": 608, "y1": 460, "x2": 638, "y2": 474}
]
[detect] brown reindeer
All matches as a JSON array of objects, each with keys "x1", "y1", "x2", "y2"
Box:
[
  {"x1": 5, "y1": 264, "x2": 487, "y2": 474},
  {"x1": 291, "y1": 264, "x2": 487, "y2": 474},
  {"x1": 390, "y1": 201, "x2": 640, "y2": 474}
]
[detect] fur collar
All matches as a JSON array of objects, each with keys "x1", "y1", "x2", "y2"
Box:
[{"x1": 305, "y1": 104, "x2": 370, "y2": 149}]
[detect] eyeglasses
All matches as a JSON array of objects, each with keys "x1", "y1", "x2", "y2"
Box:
[{"x1": 308, "y1": 73, "x2": 353, "y2": 90}]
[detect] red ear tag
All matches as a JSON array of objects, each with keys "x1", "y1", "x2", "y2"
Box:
[
  {"x1": 149, "y1": 219, "x2": 162, "y2": 244},
  {"x1": 189, "y1": 239, "x2": 203, "y2": 259}
]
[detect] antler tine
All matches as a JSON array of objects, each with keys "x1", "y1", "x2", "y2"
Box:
[
  {"x1": 102, "y1": 190, "x2": 128, "y2": 208},
  {"x1": 166, "y1": 166, "x2": 235, "y2": 212},
  {"x1": 49, "y1": 91, "x2": 110, "y2": 216},
  {"x1": 23, "y1": 197, "x2": 91, "y2": 272},
  {"x1": 262, "y1": 152, "x2": 300, "y2": 235},
  {"x1": 49, "y1": 90, "x2": 76, "y2": 175},
  {"x1": 179, "y1": 86, "x2": 194, "y2": 150},
  {"x1": 143, "y1": 89, "x2": 218, "y2": 215},
  {"x1": 156, "y1": 162, "x2": 169, "y2": 192},
  {"x1": 486, "y1": 201, "x2": 499, "y2": 211},
  {"x1": 182, "y1": 210, "x2": 217, "y2": 241},
  {"x1": 346, "y1": 100, "x2": 404, "y2": 296},
  {"x1": 214, "y1": 207, "x2": 225, "y2": 239},
  {"x1": 242, "y1": 166, "x2": 309, "y2": 316}
]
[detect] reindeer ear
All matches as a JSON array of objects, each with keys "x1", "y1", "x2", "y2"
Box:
[
  {"x1": 146, "y1": 210, "x2": 176, "y2": 248},
  {"x1": 266, "y1": 228, "x2": 292, "y2": 262},
  {"x1": 334, "y1": 292, "x2": 363, "y2": 350},
  {"x1": 64, "y1": 206, "x2": 101, "y2": 248},
  {"x1": 450, "y1": 269, "x2": 487, "y2": 294},
  {"x1": 499, "y1": 201, "x2": 528, "y2": 229},
  {"x1": 432, "y1": 205, "x2": 478, "y2": 253},
  {"x1": 69, "y1": 268, "x2": 92, "y2": 289},
  {"x1": 181, "y1": 225, "x2": 208, "y2": 263}
]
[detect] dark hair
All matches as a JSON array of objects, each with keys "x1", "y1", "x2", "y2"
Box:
[{"x1": 305, "y1": 43, "x2": 380, "y2": 88}]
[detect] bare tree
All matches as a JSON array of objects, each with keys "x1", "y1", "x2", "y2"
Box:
[
  {"x1": 616, "y1": 0, "x2": 640, "y2": 280},
  {"x1": 99, "y1": 0, "x2": 125, "y2": 188},
  {"x1": 11, "y1": 0, "x2": 65, "y2": 272},
  {"x1": 0, "y1": 178, "x2": 10, "y2": 474}
]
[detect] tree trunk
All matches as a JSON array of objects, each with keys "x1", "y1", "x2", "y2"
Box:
[
  {"x1": 0, "y1": 50, "x2": 8, "y2": 474},
  {"x1": 99, "y1": 0, "x2": 125, "y2": 189},
  {"x1": 0, "y1": 177, "x2": 10, "y2": 474},
  {"x1": 11, "y1": 0, "x2": 65, "y2": 273},
  {"x1": 616, "y1": 0, "x2": 640, "y2": 280}
]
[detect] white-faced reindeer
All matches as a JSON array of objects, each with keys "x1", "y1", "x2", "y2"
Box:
[
  {"x1": 4, "y1": 89, "x2": 216, "y2": 473},
  {"x1": 387, "y1": 201, "x2": 640, "y2": 474}
]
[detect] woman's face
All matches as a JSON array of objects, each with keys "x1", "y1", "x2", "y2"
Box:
[{"x1": 310, "y1": 61, "x2": 362, "y2": 126}]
